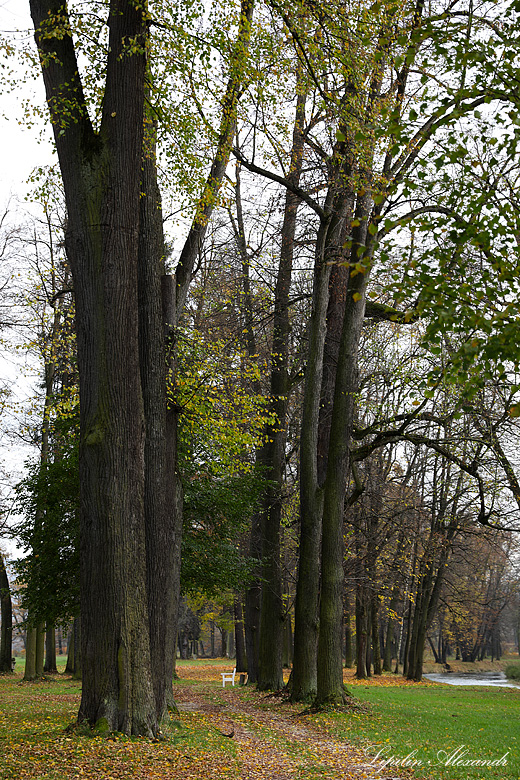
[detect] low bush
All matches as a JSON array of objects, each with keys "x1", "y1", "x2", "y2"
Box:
[{"x1": 504, "y1": 662, "x2": 520, "y2": 680}]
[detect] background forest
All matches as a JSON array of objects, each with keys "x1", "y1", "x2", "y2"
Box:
[{"x1": 0, "y1": 0, "x2": 520, "y2": 736}]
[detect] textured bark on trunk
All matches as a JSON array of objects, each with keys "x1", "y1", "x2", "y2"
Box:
[
  {"x1": 257, "y1": 86, "x2": 306, "y2": 692},
  {"x1": 0, "y1": 553, "x2": 13, "y2": 674},
  {"x1": 292, "y1": 155, "x2": 354, "y2": 703},
  {"x1": 138, "y1": 133, "x2": 180, "y2": 721},
  {"x1": 30, "y1": 0, "x2": 157, "y2": 735},
  {"x1": 291, "y1": 216, "x2": 332, "y2": 702},
  {"x1": 316, "y1": 192, "x2": 373, "y2": 706}
]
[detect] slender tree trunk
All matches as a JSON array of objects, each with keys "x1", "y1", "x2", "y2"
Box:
[
  {"x1": 383, "y1": 577, "x2": 402, "y2": 671},
  {"x1": 291, "y1": 213, "x2": 333, "y2": 703},
  {"x1": 72, "y1": 618, "x2": 82, "y2": 680},
  {"x1": 35, "y1": 622, "x2": 45, "y2": 677},
  {"x1": 234, "y1": 597, "x2": 247, "y2": 672},
  {"x1": 0, "y1": 553, "x2": 12, "y2": 674},
  {"x1": 283, "y1": 611, "x2": 293, "y2": 669},
  {"x1": 138, "y1": 127, "x2": 180, "y2": 721},
  {"x1": 428, "y1": 636, "x2": 439, "y2": 663},
  {"x1": 355, "y1": 589, "x2": 367, "y2": 679},
  {"x1": 24, "y1": 625, "x2": 37, "y2": 681},
  {"x1": 239, "y1": 83, "x2": 306, "y2": 691},
  {"x1": 65, "y1": 626, "x2": 74, "y2": 674},
  {"x1": 371, "y1": 595, "x2": 382, "y2": 675},
  {"x1": 344, "y1": 594, "x2": 353, "y2": 669}
]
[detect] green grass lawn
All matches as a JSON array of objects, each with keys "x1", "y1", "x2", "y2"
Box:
[
  {"x1": 12, "y1": 655, "x2": 70, "y2": 674},
  {"x1": 314, "y1": 680, "x2": 519, "y2": 780}
]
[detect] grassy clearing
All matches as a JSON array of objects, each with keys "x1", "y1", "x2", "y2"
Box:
[
  {"x1": 0, "y1": 667, "x2": 237, "y2": 780},
  {"x1": 312, "y1": 673, "x2": 519, "y2": 780},
  {"x1": 0, "y1": 660, "x2": 518, "y2": 779}
]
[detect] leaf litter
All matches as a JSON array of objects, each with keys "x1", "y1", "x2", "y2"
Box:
[{"x1": 0, "y1": 663, "x2": 422, "y2": 779}]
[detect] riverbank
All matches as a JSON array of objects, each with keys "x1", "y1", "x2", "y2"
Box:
[{"x1": 421, "y1": 656, "x2": 519, "y2": 675}]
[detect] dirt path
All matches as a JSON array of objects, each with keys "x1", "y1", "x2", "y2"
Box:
[{"x1": 174, "y1": 684, "x2": 415, "y2": 780}]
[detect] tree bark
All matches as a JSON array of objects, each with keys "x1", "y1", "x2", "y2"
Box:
[
  {"x1": 291, "y1": 215, "x2": 332, "y2": 702},
  {"x1": 138, "y1": 126, "x2": 180, "y2": 722},
  {"x1": 316, "y1": 191, "x2": 373, "y2": 706},
  {"x1": 0, "y1": 553, "x2": 13, "y2": 673},
  {"x1": 35, "y1": 622, "x2": 45, "y2": 677},
  {"x1": 256, "y1": 84, "x2": 306, "y2": 692},
  {"x1": 44, "y1": 624, "x2": 57, "y2": 673},
  {"x1": 234, "y1": 597, "x2": 247, "y2": 671},
  {"x1": 24, "y1": 625, "x2": 37, "y2": 681},
  {"x1": 344, "y1": 593, "x2": 353, "y2": 669},
  {"x1": 30, "y1": 0, "x2": 157, "y2": 735}
]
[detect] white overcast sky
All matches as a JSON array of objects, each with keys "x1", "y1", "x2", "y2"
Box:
[
  {"x1": 0, "y1": 1, "x2": 54, "y2": 206},
  {"x1": 0, "y1": 2, "x2": 56, "y2": 555}
]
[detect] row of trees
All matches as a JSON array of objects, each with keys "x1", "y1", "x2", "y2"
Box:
[{"x1": 1, "y1": 0, "x2": 520, "y2": 734}]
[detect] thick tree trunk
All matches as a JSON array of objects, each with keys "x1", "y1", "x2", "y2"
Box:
[
  {"x1": 0, "y1": 553, "x2": 12, "y2": 674},
  {"x1": 257, "y1": 481, "x2": 284, "y2": 690},
  {"x1": 316, "y1": 194, "x2": 373, "y2": 706},
  {"x1": 30, "y1": 0, "x2": 158, "y2": 735}
]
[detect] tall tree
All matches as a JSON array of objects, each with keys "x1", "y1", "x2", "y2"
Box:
[{"x1": 30, "y1": 0, "x2": 159, "y2": 734}]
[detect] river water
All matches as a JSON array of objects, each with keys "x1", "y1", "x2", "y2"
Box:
[{"x1": 424, "y1": 671, "x2": 520, "y2": 688}]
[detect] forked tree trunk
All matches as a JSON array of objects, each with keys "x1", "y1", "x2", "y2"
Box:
[
  {"x1": 30, "y1": 0, "x2": 157, "y2": 735},
  {"x1": 316, "y1": 192, "x2": 373, "y2": 706}
]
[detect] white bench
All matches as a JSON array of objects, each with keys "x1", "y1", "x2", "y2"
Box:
[{"x1": 221, "y1": 668, "x2": 237, "y2": 687}]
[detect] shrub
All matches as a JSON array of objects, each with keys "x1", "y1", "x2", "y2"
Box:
[{"x1": 504, "y1": 663, "x2": 520, "y2": 681}]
